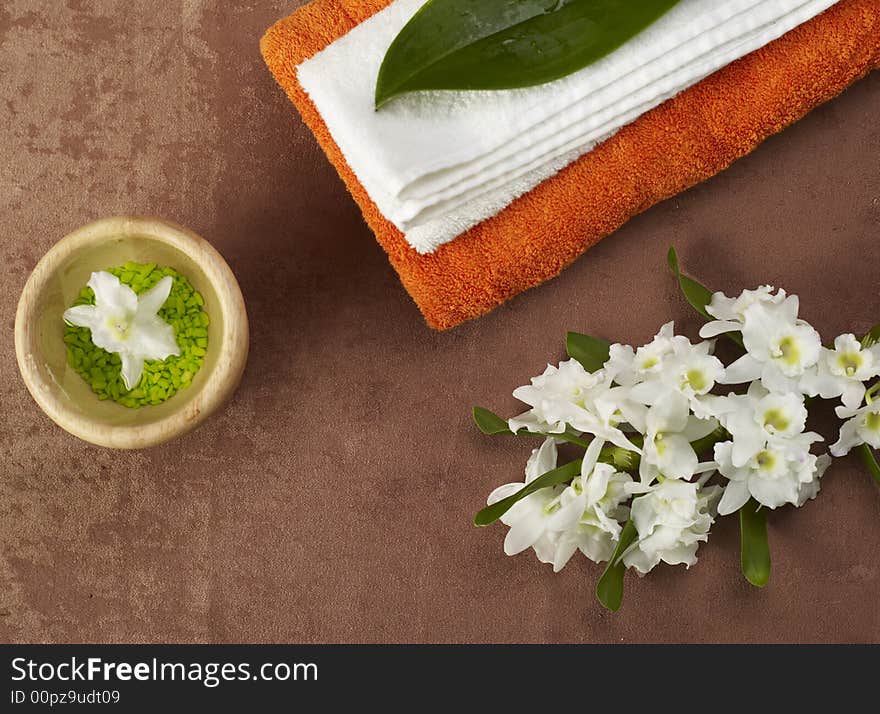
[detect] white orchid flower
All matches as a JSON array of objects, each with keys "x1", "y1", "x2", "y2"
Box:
[
  {"x1": 800, "y1": 334, "x2": 880, "y2": 410},
  {"x1": 795, "y1": 455, "x2": 829, "y2": 508},
  {"x1": 487, "y1": 438, "x2": 565, "y2": 560},
  {"x1": 509, "y1": 360, "x2": 643, "y2": 453},
  {"x1": 628, "y1": 333, "x2": 725, "y2": 419},
  {"x1": 622, "y1": 479, "x2": 720, "y2": 575},
  {"x1": 508, "y1": 359, "x2": 606, "y2": 434},
  {"x1": 715, "y1": 436, "x2": 828, "y2": 514},
  {"x1": 605, "y1": 322, "x2": 687, "y2": 387},
  {"x1": 830, "y1": 401, "x2": 880, "y2": 457},
  {"x1": 699, "y1": 285, "x2": 787, "y2": 338},
  {"x1": 63, "y1": 271, "x2": 179, "y2": 390},
  {"x1": 720, "y1": 300, "x2": 821, "y2": 393},
  {"x1": 638, "y1": 391, "x2": 718, "y2": 484},
  {"x1": 710, "y1": 382, "x2": 811, "y2": 468},
  {"x1": 544, "y1": 439, "x2": 632, "y2": 568}
]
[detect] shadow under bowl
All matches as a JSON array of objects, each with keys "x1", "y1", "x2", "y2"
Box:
[{"x1": 14, "y1": 216, "x2": 249, "y2": 449}]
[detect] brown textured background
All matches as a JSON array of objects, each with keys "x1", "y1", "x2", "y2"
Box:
[{"x1": 1, "y1": 1, "x2": 878, "y2": 643}]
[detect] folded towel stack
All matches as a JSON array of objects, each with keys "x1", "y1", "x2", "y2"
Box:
[
  {"x1": 297, "y1": 0, "x2": 839, "y2": 254},
  {"x1": 262, "y1": 0, "x2": 880, "y2": 329}
]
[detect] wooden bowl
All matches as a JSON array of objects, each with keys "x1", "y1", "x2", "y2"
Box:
[{"x1": 14, "y1": 217, "x2": 249, "y2": 449}]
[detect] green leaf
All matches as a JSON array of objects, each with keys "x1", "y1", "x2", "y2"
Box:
[
  {"x1": 473, "y1": 459, "x2": 581, "y2": 527},
  {"x1": 739, "y1": 499, "x2": 770, "y2": 588},
  {"x1": 667, "y1": 247, "x2": 743, "y2": 348},
  {"x1": 861, "y1": 323, "x2": 880, "y2": 349},
  {"x1": 595, "y1": 519, "x2": 637, "y2": 612},
  {"x1": 472, "y1": 406, "x2": 593, "y2": 447},
  {"x1": 858, "y1": 444, "x2": 880, "y2": 487},
  {"x1": 375, "y1": 0, "x2": 682, "y2": 108},
  {"x1": 666, "y1": 246, "x2": 713, "y2": 319},
  {"x1": 473, "y1": 406, "x2": 512, "y2": 435},
  {"x1": 566, "y1": 332, "x2": 611, "y2": 372}
]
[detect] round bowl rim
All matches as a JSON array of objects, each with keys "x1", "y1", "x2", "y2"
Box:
[{"x1": 14, "y1": 216, "x2": 249, "y2": 449}]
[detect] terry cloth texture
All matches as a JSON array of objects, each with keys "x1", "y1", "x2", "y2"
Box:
[
  {"x1": 296, "y1": 0, "x2": 839, "y2": 251},
  {"x1": 261, "y1": 0, "x2": 880, "y2": 330}
]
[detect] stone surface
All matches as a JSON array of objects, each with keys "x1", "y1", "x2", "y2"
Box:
[{"x1": 1, "y1": 1, "x2": 878, "y2": 643}]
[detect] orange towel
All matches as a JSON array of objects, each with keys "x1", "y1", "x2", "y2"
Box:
[{"x1": 261, "y1": 0, "x2": 880, "y2": 330}]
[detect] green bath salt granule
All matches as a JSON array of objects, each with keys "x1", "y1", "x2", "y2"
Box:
[{"x1": 64, "y1": 262, "x2": 210, "y2": 408}]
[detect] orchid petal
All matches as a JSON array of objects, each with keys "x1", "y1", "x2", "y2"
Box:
[
  {"x1": 62, "y1": 304, "x2": 100, "y2": 330},
  {"x1": 119, "y1": 353, "x2": 145, "y2": 391},
  {"x1": 682, "y1": 416, "x2": 718, "y2": 442},
  {"x1": 487, "y1": 483, "x2": 523, "y2": 505},
  {"x1": 647, "y1": 391, "x2": 689, "y2": 434},
  {"x1": 699, "y1": 320, "x2": 741, "y2": 338},
  {"x1": 581, "y1": 438, "x2": 605, "y2": 477},
  {"x1": 717, "y1": 480, "x2": 750, "y2": 516},
  {"x1": 88, "y1": 271, "x2": 137, "y2": 315},
  {"x1": 504, "y1": 513, "x2": 545, "y2": 555},
  {"x1": 760, "y1": 362, "x2": 800, "y2": 394},
  {"x1": 654, "y1": 433, "x2": 698, "y2": 480},
  {"x1": 525, "y1": 438, "x2": 558, "y2": 483},
  {"x1": 840, "y1": 381, "x2": 867, "y2": 411},
  {"x1": 130, "y1": 315, "x2": 180, "y2": 361},
  {"x1": 830, "y1": 418, "x2": 862, "y2": 457},
  {"x1": 552, "y1": 540, "x2": 579, "y2": 573},
  {"x1": 720, "y1": 354, "x2": 763, "y2": 384},
  {"x1": 136, "y1": 275, "x2": 174, "y2": 316},
  {"x1": 546, "y1": 498, "x2": 585, "y2": 532},
  {"x1": 629, "y1": 380, "x2": 667, "y2": 406}
]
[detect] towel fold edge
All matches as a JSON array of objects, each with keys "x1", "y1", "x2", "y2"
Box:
[{"x1": 261, "y1": 0, "x2": 880, "y2": 331}]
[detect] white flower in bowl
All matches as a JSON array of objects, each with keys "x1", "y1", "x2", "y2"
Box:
[{"x1": 63, "y1": 270, "x2": 179, "y2": 390}]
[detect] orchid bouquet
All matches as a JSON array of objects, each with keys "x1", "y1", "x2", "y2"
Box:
[{"x1": 474, "y1": 249, "x2": 880, "y2": 611}]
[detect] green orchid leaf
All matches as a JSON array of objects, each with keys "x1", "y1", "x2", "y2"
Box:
[
  {"x1": 858, "y1": 444, "x2": 880, "y2": 487},
  {"x1": 566, "y1": 331, "x2": 611, "y2": 372},
  {"x1": 474, "y1": 458, "x2": 581, "y2": 527},
  {"x1": 739, "y1": 498, "x2": 770, "y2": 588},
  {"x1": 861, "y1": 324, "x2": 880, "y2": 349},
  {"x1": 666, "y1": 246, "x2": 713, "y2": 319},
  {"x1": 667, "y1": 247, "x2": 743, "y2": 348},
  {"x1": 376, "y1": 0, "x2": 681, "y2": 108},
  {"x1": 596, "y1": 519, "x2": 637, "y2": 612},
  {"x1": 473, "y1": 406, "x2": 512, "y2": 435},
  {"x1": 472, "y1": 406, "x2": 593, "y2": 447}
]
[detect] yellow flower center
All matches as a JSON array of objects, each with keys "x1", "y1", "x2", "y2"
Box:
[
  {"x1": 685, "y1": 369, "x2": 707, "y2": 392},
  {"x1": 755, "y1": 450, "x2": 776, "y2": 471},
  {"x1": 106, "y1": 315, "x2": 132, "y2": 341},
  {"x1": 772, "y1": 336, "x2": 800, "y2": 366},
  {"x1": 654, "y1": 432, "x2": 666, "y2": 455},
  {"x1": 837, "y1": 352, "x2": 862, "y2": 377},
  {"x1": 762, "y1": 409, "x2": 789, "y2": 433},
  {"x1": 866, "y1": 412, "x2": 880, "y2": 432}
]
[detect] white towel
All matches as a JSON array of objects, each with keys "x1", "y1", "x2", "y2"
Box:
[{"x1": 297, "y1": 0, "x2": 838, "y2": 253}]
